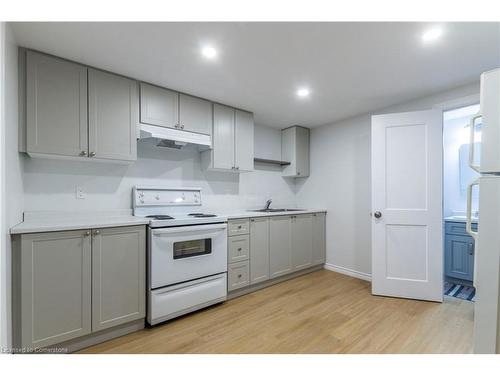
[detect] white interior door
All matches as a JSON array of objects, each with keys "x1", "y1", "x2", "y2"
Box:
[{"x1": 372, "y1": 109, "x2": 443, "y2": 302}]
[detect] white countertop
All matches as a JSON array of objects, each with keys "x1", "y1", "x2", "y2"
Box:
[
  {"x1": 10, "y1": 210, "x2": 150, "y2": 235},
  {"x1": 224, "y1": 208, "x2": 327, "y2": 220},
  {"x1": 10, "y1": 208, "x2": 327, "y2": 235}
]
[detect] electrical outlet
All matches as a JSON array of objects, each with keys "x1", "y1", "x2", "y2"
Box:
[{"x1": 76, "y1": 186, "x2": 86, "y2": 200}]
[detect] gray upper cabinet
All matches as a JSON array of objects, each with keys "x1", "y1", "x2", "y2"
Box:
[
  {"x1": 291, "y1": 214, "x2": 313, "y2": 271},
  {"x1": 250, "y1": 217, "x2": 270, "y2": 284},
  {"x1": 88, "y1": 69, "x2": 138, "y2": 162},
  {"x1": 19, "y1": 230, "x2": 92, "y2": 349},
  {"x1": 26, "y1": 51, "x2": 88, "y2": 158},
  {"x1": 269, "y1": 215, "x2": 292, "y2": 278},
  {"x1": 179, "y1": 94, "x2": 212, "y2": 135},
  {"x1": 92, "y1": 226, "x2": 146, "y2": 332},
  {"x1": 139, "y1": 82, "x2": 179, "y2": 129},
  {"x1": 235, "y1": 110, "x2": 255, "y2": 172},
  {"x1": 202, "y1": 104, "x2": 254, "y2": 172},
  {"x1": 312, "y1": 212, "x2": 326, "y2": 265},
  {"x1": 282, "y1": 126, "x2": 310, "y2": 177},
  {"x1": 204, "y1": 104, "x2": 235, "y2": 170}
]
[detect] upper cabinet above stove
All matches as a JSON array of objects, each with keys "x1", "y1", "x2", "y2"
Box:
[
  {"x1": 139, "y1": 83, "x2": 212, "y2": 137},
  {"x1": 21, "y1": 50, "x2": 138, "y2": 163}
]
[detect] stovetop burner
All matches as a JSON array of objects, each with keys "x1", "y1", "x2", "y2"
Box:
[
  {"x1": 188, "y1": 213, "x2": 217, "y2": 218},
  {"x1": 145, "y1": 215, "x2": 174, "y2": 220}
]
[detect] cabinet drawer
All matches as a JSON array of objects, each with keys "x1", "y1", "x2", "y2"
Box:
[
  {"x1": 228, "y1": 219, "x2": 250, "y2": 236},
  {"x1": 445, "y1": 221, "x2": 477, "y2": 236},
  {"x1": 228, "y1": 261, "x2": 250, "y2": 291},
  {"x1": 228, "y1": 235, "x2": 250, "y2": 263}
]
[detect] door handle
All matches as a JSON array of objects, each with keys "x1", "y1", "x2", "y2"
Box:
[
  {"x1": 466, "y1": 178, "x2": 479, "y2": 240},
  {"x1": 468, "y1": 242, "x2": 474, "y2": 256},
  {"x1": 468, "y1": 113, "x2": 482, "y2": 173},
  {"x1": 373, "y1": 211, "x2": 382, "y2": 219}
]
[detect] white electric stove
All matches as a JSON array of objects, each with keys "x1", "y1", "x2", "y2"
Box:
[{"x1": 133, "y1": 186, "x2": 228, "y2": 326}]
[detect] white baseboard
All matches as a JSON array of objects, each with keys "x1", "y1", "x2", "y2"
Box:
[{"x1": 324, "y1": 263, "x2": 372, "y2": 282}]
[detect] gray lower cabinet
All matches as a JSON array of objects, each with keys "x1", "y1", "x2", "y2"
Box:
[
  {"x1": 444, "y1": 221, "x2": 476, "y2": 282},
  {"x1": 250, "y1": 217, "x2": 270, "y2": 284},
  {"x1": 228, "y1": 261, "x2": 250, "y2": 291},
  {"x1": 312, "y1": 213, "x2": 326, "y2": 265},
  {"x1": 26, "y1": 51, "x2": 88, "y2": 158},
  {"x1": 91, "y1": 226, "x2": 146, "y2": 332},
  {"x1": 269, "y1": 216, "x2": 292, "y2": 278},
  {"x1": 15, "y1": 225, "x2": 146, "y2": 349},
  {"x1": 88, "y1": 69, "x2": 138, "y2": 162},
  {"x1": 19, "y1": 230, "x2": 92, "y2": 349},
  {"x1": 445, "y1": 235, "x2": 474, "y2": 281},
  {"x1": 291, "y1": 214, "x2": 313, "y2": 271}
]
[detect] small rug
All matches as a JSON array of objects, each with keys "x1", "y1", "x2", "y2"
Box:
[{"x1": 444, "y1": 281, "x2": 475, "y2": 301}]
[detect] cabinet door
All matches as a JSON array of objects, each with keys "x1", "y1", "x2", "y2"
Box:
[
  {"x1": 235, "y1": 110, "x2": 254, "y2": 172},
  {"x1": 250, "y1": 217, "x2": 270, "y2": 284},
  {"x1": 140, "y1": 82, "x2": 179, "y2": 128},
  {"x1": 445, "y1": 235, "x2": 473, "y2": 281},
  {"x1": 212, "y1": 104, "x2": 235, "y2": 170},
  {"x1": 26, "y1": 51, "x2": 88, "y2": 157},
  {"x1": 92, "y1": 226, "x2": 146, "y2": 332},
  {"x1": 312, "y1": 213, "x2": 326, "y2": 265},
  {"x1": 269, "y1": 216, "x2": 292, "y2": 278},
  {"x1": 20, "y1": 230, "x2": 91, "y2": 348},
  {"x1": 88, "y1": 69, "x2": 138, "y2": 161},
  {"x1": 179, "y1": 94, "x2": 212, "y2": 135},
  {"x1": 291, "y1": 214, "x2": 313, "y2": 271},
  {"x1": 295, "y1": 126, "x2": 310, "y2": 177}
]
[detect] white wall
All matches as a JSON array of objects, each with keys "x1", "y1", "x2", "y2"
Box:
[
  {"x1": 23, "y1": 128, "x2": 295, "y2": 214},
  {"x1": 296, "y1": 82, "x2": 481, "y2": 277},
  {"x1": 1, "y1": 23, "x2": 24, "y2": 351}
]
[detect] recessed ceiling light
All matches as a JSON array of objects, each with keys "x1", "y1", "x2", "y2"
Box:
[
  {"x1": 201, "y1": 46, "x2": 217, "y2": 59},
  {"x1": 422, "y1": 27, "x2": 443, "y2": 43},
  {"x1": 296, "y1": 88, "x2": 310, "y2": 98}
]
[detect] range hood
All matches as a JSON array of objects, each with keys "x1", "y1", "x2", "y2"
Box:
[{"x1": 139, "y1": 124, "x2": 211, "y2": 149}]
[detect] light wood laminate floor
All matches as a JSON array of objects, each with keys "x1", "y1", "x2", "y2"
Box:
[{"x1": 79, "y1": 270, "x2": 474, "y2": 354}]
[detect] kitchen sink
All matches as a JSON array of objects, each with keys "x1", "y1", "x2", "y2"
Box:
[{"x1": 249, "y1": 208, "x2": 305, "y2": 212}]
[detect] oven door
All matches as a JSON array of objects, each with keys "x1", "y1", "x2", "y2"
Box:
[{"x1": 150, "y1": 223, "x2": 227, "y2": 288}]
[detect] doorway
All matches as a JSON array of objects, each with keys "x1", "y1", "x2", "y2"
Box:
[{"x1": 442, "y1": 103, "x2": 480, "y2": 301}]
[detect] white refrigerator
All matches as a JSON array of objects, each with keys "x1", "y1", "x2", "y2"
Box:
[{"x1": 466, "y1": 68, "x2": 500, "y2": 353}]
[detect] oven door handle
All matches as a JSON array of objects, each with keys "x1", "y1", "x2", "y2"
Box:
[{"x1": 152, "y1": 223, "x2": 227, "y2": 235}]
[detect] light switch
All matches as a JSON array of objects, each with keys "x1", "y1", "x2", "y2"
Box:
[{"x1": 76, "y1": 186, "x2": 86, "y2": 200}]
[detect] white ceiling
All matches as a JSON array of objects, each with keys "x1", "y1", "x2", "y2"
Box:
[{"x1": 10, "y1": 22, "x2": 500, "y2": 128}]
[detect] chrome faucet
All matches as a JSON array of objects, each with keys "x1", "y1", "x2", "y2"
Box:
[{"x1": 264, "y1": 199, "x2": 272, "y2": 210}]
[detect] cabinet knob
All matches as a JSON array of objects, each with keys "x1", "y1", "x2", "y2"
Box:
[
  {"x1": 236, "y1": 166, "x2": 240, "y2": 170},
  {"x1": 238, "y1": 225, "x2": 242, "y2": 229},
  {"x1": 89, "y1": 151, "x2": 96, "y2": 157},
  {"x1": 250, "y1": 219, "x2": 255, "y2": 222},
  {"x1": 94, "y1": 230, "x2": 100, "y2": 235},
  {"x1": 237, "y1": 247, "x2": 242, "y2": 251},
  {"x1": 181, "y1": 124, "x2": 184, "y2": 129},
  {"x1": 238, "y1": 274, "x2": 242, "y2": 278},
  {"x1": 80, "y1": 150, "x2": 87, "y2": 157},
  {"x1": 374, "y1": 211, "x2": 382, "y2": 219},
  {"x1": 297, "y1": 171, "x2": 301, "y2": 176},
  {"x1": 84, "y1": 231, "x2": 90, "y2": 236}
]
